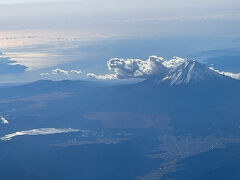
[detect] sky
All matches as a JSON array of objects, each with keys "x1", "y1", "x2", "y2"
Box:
[{"x1": 0, "y1": 0, "x2": 240, "y2": 83}]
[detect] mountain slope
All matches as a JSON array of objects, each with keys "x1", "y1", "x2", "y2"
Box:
[
  {"x1": 145, "y1": 60, "x2": 231, "y2": 85},
  {"x1": 1, "y1": 62, "x2": 240, "y2": 136}
]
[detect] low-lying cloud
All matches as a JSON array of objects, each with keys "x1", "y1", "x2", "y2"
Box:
[
  {"x1": 52, "y1": 68, "x2": 69, "y2": 75},
  {"x1": 40, "y1": 68, "x2": 82, "y2": 76},
  {"x1": 40, "y1": 56, "x2": 240, "y2": 81},
  {"x1": 70, "y1": 70, "x2": 82, "y2": 75},
  {"x1": 210, "y1": 67, "x2": 240, "y2": 80},
  {"x1": 87, "y1": 73, "x2": 117, "y2": 80},
  {"x1": 40, "y1": 72, "x2": 50, "y2": 76},
  {"x1": 0, "y1": 128, "x2": 79, "y2": 141},
  {"x1": 87, "y1": 56, "x2": 186, "y2": 80}
]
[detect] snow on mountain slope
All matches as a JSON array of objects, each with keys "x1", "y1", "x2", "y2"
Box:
[{"x1": 146, "y1": 60, "x2": 231, "y2": 85}]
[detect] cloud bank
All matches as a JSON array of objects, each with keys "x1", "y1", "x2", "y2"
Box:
[
  {"x1": 87, "y1": 56, "x2": 186, "y2": 80},
  {"x1": 87, "y1": 55, "x2": 240, "y2": 81},
  {"x1": 41, "y1": 56, "x2": 240, "y2": 81},
  {"x1": 0, "y1": 128, "x2": 79, "y2": 141}
]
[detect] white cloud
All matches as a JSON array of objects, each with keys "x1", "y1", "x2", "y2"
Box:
[
  {"x1": 88, "y1": 55, "x2": 186, "y2": 80},
  {"x1": 0, "y1": 116, "x2": 8, "y2": 124},
  {"x1": 52, "y1": 68, "x2": 69, "y2": 75},
  {"x1": 41, "y1": 69, "x2": 83, "y2": 77},
  {"x1": 162, "y1": 56, "x2": 186, "y2": 68},
  {"x1": 209, "y1": 67, "x2": 240, "y2": 80},
  {"x1": 40, "y1": 72, "x2": 50, "y2": 76},
  {"x1": 70, "y1": 70, "x2": 82, "y2": 75},
  {"x1": 0, "y1": 128, "x2": 79, "y2": 141},
  {"x1": 87, "y1": 73, "x2": 117, "y2": 80}
]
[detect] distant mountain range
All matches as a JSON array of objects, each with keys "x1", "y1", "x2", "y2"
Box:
[
  {"x1": 0, "y1": 60, "x2": 239, "y2": 136},
  {"x1": 1, "y1": 60, "x2": 240, "y2": 180}
]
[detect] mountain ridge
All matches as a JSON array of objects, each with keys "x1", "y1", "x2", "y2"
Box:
[{"x1": 144, "y1": 60, "x2": 233, "y2": 85}]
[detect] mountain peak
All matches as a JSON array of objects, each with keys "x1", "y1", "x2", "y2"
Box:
[{"x1": 145, "y1": 60, "x2": 230, "y2": 85}]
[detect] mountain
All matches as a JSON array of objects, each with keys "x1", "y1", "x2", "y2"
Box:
[
  {"x1": 145, "y1": 60, "x2": 231, "y2": 85},
  {"x1": 1, "y1": 61, "x2": 240, "y2": 180},
  {"x1": 1, "y1": 61, "x2": 239, "y2": 135}
]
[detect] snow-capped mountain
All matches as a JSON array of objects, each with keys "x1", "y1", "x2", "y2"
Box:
[{"x1": 146, "y1": 60, "x2": 231, "y2": 85}]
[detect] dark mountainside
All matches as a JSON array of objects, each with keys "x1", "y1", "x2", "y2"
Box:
[
  {"x1": 1, "y1": 61, "x2": 239, "y2": 135},
  {"x1": 1, "y1": 60, "x2": 240, "y2": 180}
]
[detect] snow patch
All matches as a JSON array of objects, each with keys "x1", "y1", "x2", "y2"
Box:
[{"x1": 0, "y1": 116, "x2": 8, "y2": 124}]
